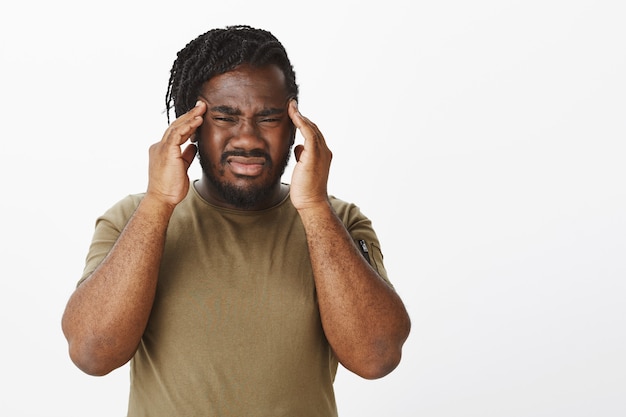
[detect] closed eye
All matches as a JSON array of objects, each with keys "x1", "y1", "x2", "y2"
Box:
[
  {"x1": 257, "y1": 116, "x2": 284, "y2": 128},
  {"x1": 213, "y1": 116, "x2": 236, "y2": 122},
  {"x1": 257, "y1": 109, "x2": 285, "y2": 126}
]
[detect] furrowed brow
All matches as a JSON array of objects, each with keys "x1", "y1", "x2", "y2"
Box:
[
  {"x1": 257, "y1": 108, "x2": 285, "y2": 117},
  {"x1": 210, "y1": 105, "x2": 241, "y2": 116}
]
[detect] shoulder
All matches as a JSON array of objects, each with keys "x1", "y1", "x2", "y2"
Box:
[
  {"x1": 106, "y1": 193, "x2": 145, "y2": 214},
  {"x1": 328, "y1": 195, "x2": 390, "y2": 282},
  {"x1": 97, "y1": 193, "x2": 146, "y2": 230},
  {"x1": 328, "y1": 195, "x2": 369, "y2": 228}
]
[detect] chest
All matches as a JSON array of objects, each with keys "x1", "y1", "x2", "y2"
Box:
[{"x1": 146, "y1": 206, "x2": 318, "y2": 348}]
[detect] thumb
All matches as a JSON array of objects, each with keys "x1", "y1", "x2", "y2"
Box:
[{"x1": 181, "y1": 143, "x2": 198, "y2": 169}]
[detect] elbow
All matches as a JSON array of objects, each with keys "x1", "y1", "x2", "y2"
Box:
[
  {"x1": 64, "y1": 325, "x2": 131, "y2": 376},
  {"x1": 62, "y1": 315, "x2": 132, "y2": 376},
  {"x1": 346, "y1": 334, "x2": 410, "y2": 380},
  {"x1": 67, "y1": 340, "x2": 120, "y2": 376},
  {"x1": 354, "y1": 349, "x2": 403, "y2": 380},
  {"x1": 351, "y1": 320, "x2": 411, "y2": 380},
  {"x1": 63, "y1": 325, "x2": 110, "y2": 376}
]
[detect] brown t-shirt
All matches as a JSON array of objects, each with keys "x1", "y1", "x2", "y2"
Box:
[{"x1": 80, "y1": 183, "x2": 389, "y2": 417}]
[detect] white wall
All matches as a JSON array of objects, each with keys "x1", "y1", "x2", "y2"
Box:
[{"x1": 1, "y1": 1, "x2": 624, "y2": 416}]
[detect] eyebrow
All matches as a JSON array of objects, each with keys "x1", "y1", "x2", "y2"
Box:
[
  {"x1": 209, "y1": 105, "x2": 241, "y2": 116},
  {"x1": 209, "y1": 105, "x2": 285, "y2": 117},
  {"x1": 256, "y1": 107, "x2": 285, "y2": 117}
]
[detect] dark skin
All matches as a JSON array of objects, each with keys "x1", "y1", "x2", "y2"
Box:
[
  {"x1": 193, "y1": 64, "x2": 294, "y2": 209},
  {"x1": 62, "y1": 63, "x2": 411, "y2": 379}
]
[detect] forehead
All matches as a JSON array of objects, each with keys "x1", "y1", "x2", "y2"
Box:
[{"x1": 200, "y1": 64, "x2": 289, "y2": 107}]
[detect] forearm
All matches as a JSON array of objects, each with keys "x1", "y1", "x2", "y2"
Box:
[
  {"x1": 62, "y1": 195, "x2": 174, "y2": 375},
  {"x1": 299, "y1": 202, "x2": 411, "y2": 379}
]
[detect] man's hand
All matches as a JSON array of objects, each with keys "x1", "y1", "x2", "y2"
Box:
[
  {"x1": 146, "y1": 101, "x2": 206, "y2": 207},
  {"x1": 288, "y1": 100, "x2": 333, "y2": 211}
]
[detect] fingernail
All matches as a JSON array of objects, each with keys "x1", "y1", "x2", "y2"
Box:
[{"x1": 195, "y1": 100, "x2": 202, "y2": 107}]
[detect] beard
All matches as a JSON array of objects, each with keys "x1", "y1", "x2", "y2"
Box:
[{"x1": 198, "y1": 147, "x2": 292, "y2": 209}]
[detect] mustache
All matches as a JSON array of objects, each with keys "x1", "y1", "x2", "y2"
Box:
[{"x1": 220, "y1": 149, "x2": 272, "y2": 165}]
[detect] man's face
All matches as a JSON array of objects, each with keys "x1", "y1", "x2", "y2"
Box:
[{"x1": 196, "y1": 64, "x2": 295, "y2": 209}]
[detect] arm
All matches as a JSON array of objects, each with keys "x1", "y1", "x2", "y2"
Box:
[
  {"x1": 288, "y1": 101, "x2": 411, "y2": 379},
  {"x1": 61, "y1": 101, "x2": 206, "y2": 376}
]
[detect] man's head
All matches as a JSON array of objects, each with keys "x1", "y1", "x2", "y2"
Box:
[
  {"x1": 166, "y1": 25, "x2": 298, "y2": 123},
  {"x1": 167, "y1": 26, "x2": 300, "y2": 210}
]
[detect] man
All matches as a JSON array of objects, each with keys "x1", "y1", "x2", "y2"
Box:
[{"x1": 62, "y1": 25, "x2": 410, "y2": 416}]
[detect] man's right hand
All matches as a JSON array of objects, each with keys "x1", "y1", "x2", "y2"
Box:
[{"x1": 146, "y1": 100, "x2": 206, "y2": 207}]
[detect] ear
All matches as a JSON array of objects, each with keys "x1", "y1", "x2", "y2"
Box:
[{"x1": 294, "y1": 144, "x2": 304, "y2": 162}]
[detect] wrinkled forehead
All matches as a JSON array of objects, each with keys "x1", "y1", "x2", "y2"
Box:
[{"x1": 201, "y1": 64, "x2": 289, "y2": 105}]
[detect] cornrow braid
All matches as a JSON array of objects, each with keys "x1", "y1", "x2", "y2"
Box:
[{"x1": 165, "y1": 25, "x2": 299, "y2": 123}]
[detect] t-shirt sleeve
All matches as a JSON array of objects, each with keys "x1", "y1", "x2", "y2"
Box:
[
  {"x1": 77, "y1": 194, "x2": 144, "y2": 286},
  {"x1": 329, "y1": 197, "x2": 392, "y2": 288}
]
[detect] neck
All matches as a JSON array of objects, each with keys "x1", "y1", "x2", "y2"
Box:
[{"x1": 194, "y1": 178, "x2": 288, "y2": 210}]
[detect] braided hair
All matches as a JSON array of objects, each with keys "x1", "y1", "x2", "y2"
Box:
[{"x1": 165, "y1": 25, "x2": 299, "y2": 123}]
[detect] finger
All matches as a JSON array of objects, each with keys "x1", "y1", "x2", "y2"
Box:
[
  {"x1": 288, "y1": 100, "x2": 328, "y2": 149},
  {"x1": 288, "y1": 99, "x2": 312, "y2": 131},
  {"x1": 163, "y1": 101, "x2": 206, "y2": 146},
  {"x1": 181, "y1": 143, "x2": 198, "y2": 168}
]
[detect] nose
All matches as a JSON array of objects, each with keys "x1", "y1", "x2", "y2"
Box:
[{"x1": 230, "y1": 118, "x2": 264, "y2": 149}]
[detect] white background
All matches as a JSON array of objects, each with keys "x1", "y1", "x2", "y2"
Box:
[{"x1": 1, "y1": 1, "x2": 624, "y2": 416}]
